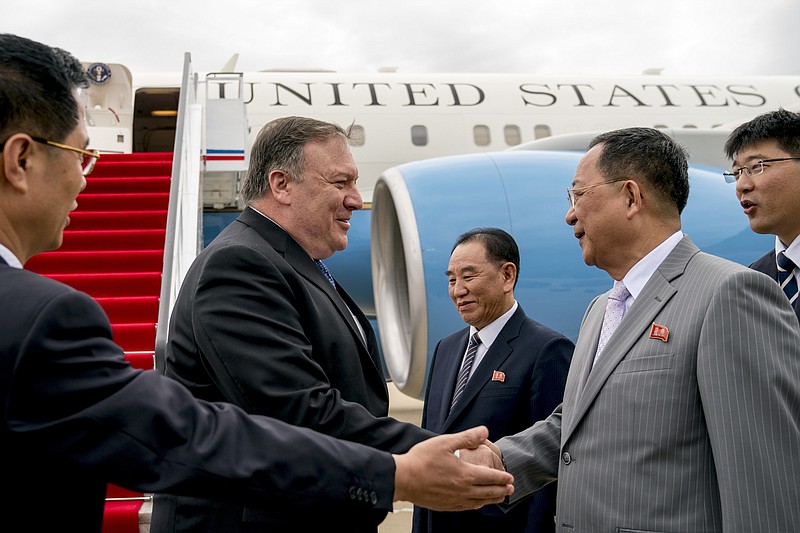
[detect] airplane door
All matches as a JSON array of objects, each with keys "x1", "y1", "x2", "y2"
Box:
[{"x1": 133, "y1": 87, "x2": 180, "y2": 152}]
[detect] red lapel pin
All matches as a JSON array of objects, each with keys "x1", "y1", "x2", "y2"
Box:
[
  {"x1": 491, "y1": 370, "x2": 506, "y2": 382},
  {"x1": 649, "y1": 323, "x2": 669, "y2": 342}
]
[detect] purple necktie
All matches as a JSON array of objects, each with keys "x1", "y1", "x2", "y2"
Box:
[{"x1": 594, "y1": 281, "x2": 630, "y2": 365}]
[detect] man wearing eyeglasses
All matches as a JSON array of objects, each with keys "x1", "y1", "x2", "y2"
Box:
[
  {"x1": 724, "y1": 108, "x2": 800, "y2": 322},
  {"x1": 0, "y1": 33, "x2": 514, "y2": 532},
  {"x1": 462, "y1": 127, "x2": 800, "y2": 532}
]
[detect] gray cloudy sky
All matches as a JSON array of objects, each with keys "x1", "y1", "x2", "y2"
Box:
[{"x1": 4, "y1": 0, "x2": 799, "y2": 76}]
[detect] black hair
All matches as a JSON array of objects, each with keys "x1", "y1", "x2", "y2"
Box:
[
  {"x1": 724, "y1": 108, "x2": 800, "y2": 160},
  {"x1": 452, "y1": 227, "x2": 520, "y2": 287}
]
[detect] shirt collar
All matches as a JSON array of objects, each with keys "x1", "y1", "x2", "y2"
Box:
[
  {"x1": 621, "y1": 230, "x2": 684, "y2": 300},
  {"x1": 0, "y1": 243, "x2": 23, "y2": 269},
  {"x1": 469, "y1": 300, "x2": 518, "y2": 350},
  {"x1": 775, "y1": 235, "x2": 800, "y2": 268}
]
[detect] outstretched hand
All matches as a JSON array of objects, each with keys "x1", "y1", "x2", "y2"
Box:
[{"x1": 393, "y1": 426, "x2": 514, "y2": 511}]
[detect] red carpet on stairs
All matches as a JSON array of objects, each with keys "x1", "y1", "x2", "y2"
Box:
[{"x1": 26, "y1": 151, "x2": 173, "y2": 533}]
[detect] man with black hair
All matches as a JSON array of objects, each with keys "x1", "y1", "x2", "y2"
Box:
[
  {"x1": 0, "y1": 33, "x2": 513, "y2": 532},
  {"x1": 724, "y1": 108, "x2": 800, "y2": 321}
]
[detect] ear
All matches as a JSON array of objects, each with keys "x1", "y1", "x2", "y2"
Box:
[
  {"x1": 1, "y1": 134, "x2": 33, "y2": 193},
  {"x1": 267, "y1": 169, "x2": 292, "y2": 206},
  {"x1": 501, "y1": 262, "x2": 517, "y2": 291},
  {"x1": 623, "y1": 180, "x2": 643, "y2": 219}
]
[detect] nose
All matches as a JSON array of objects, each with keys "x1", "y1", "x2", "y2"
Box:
[
  {"x1": 565, "y1": 205, "x2": 577, "y2": 226},
  {"x1": 79, "y1": 174, "x2": 87, "y2": 193},
  {"x1": 735, "y1": 171, "x2": 753, "y2": 197},
  {"x1": 344, "y1": 185, "x2": 363, "y2": 210},
  {"x1": 451, "y1": 279, "x2": 468, "y2": 298}
]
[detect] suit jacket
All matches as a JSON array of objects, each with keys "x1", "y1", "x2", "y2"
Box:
[
  {"x1": 750, "y1": 249, "x2": 800, "y2": 322},
  {"x1": 497, "y1": 236, "x2": 800, "y2": 532},
  {"x1": 153, "y1": 207, "x2": 433, "y2": 533},
  {"x1": 413, "y1": 305, "x2": 573, "y2": 533},
  {"x1": 0, "y1": 259, "x2": 396, "y2": 533}
]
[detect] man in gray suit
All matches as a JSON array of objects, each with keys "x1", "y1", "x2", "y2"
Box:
[
  {"x1": 723, "y1": 108, "x2": 800, "y2": 321},
  {"x1": 465, "y1": 127, "x2": 800, "y2": 532}
]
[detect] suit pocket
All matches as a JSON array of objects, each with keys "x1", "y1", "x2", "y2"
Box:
[
  {"x1": 478, "y1": 385, "x2": 520, "y2": 398},
  {"x1": 615, "y1": 353, "x2": 673, "y2": 374}
]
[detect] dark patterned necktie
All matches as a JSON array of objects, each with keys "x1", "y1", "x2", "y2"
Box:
[
  {"x1": 450, "y1": 332, "x2": 480, "y2": 412},
  {"x1": 314, "y1": 259, "x2": 336, "y2": 289},
  {"x1": 777, "y1": 251, "x2": 798, "y2": 305}
]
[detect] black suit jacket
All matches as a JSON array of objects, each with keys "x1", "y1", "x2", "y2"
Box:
[
  {"x1": 153, "y1": 207, "x2": 433, "y2": 532},
  {"x1": 413, "y1": 305, "x2": 574, "y2": 533},
  {"x1": 0, "y1": 259, "x2": 396, "y2": 533},
  {"x1": 751, "y1": 250, "x2": 800, "y2": 321}
]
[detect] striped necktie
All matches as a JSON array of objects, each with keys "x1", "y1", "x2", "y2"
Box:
[
  {"x1": 314, "y1": 259, "x2": 336, "y2": 289},
  {"x1": 777, "y1": 251, "x2": 798, "y2": 305},
  {"x1": 450, "y1": 332, "x2": 480, "y2": 412}
]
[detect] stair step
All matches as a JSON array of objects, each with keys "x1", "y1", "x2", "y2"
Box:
[
  {"x1": 112, "y1": 322, "x2": 157, "y2": 352},
  {"x1": 91, "y1": 160, "x2": 172, "y2": 178},
  {"x1": 58, "y1": 229, "x2": 166, "y2": 252},
  {"x1": 100, "y1": 152, "x2": 172, "y2": 163},
  {"x1": 68, "y1": 210, "x2": 168, "y2": 231},
  {"x1": 26, "y1": 250, "x2": 163, "y2": 274},
  {"x1": 125, "y1": 352, "x2": 155, "y2": 371},
  {"x1": 48, "y1": 272, "x2": 162, "y2": 297},
  {"x1": 95, "y1": 296, "x2": 160, "y2": 323},
  {"x1": 76, "y1": 192, "x2": 170, "y2": 212},
  {"x1": 85, "y1": 176, "x2": 171, "y2": 194}
]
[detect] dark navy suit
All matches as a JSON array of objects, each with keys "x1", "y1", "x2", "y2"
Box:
[
  {"x1": 751, "y1": 250, "x2": 800, "y2": 321},
  {"x1": 0, "y1": 258, "x2": 395, "y2": 533},
  {"x1": 413, "y1": 305, "x2": 573, "y2": 533}
]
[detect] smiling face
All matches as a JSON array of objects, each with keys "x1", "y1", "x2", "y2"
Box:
[
  {"x1": 282, "y1": 136, "x2": 362, "y2": 259},
  {"x1": 447, "y1": 240, "x2": 516, "y2": 330},
  {"x1": 734, "y1": 139, "x2": 800, "y2": 246}
]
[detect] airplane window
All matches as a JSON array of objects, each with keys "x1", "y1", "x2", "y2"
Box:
[
  {"x1": 411, "y1": 125, "x2": 428, "y2": 146},
  {"x1": 682, "y1": 124, "x2": 698, "y2": 129},
  {"x1": 348, "y1": 124, "x2": 365, "y2": 147},
  {"x1": 473, "y1": 125, "x2": 491, "y2": 146},
  {"x1": 654, "y1": 124, "x2": 668, "y2": 129},
  {"x1": 504, "y1": 125, "x2": 521, "y2": 146},
  {"x1": 534, "y1": 124, "x2": 551, "y2": 139}
]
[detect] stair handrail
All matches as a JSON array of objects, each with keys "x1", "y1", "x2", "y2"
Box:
[{"x1": 154, "y1": 52, "x2": 203, "y2": 371}]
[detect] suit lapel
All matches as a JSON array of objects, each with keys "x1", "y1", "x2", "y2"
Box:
[
  {"x1": 564, "y1": 236, "x2": 698, "y2": 442},
  {"x1": 442, "y1": 307, "x2": 524, "y2": 429},
  {"x1": 428, "y1": 332, "x2": 469, "y2": 432},
  {"x1": 238, "y1": 207, "x2": 371, "y2": 353}
]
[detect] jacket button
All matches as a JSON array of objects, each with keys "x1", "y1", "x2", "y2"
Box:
[
  {"x1": 370, "y1": 491, "x2": 378, "y2": 505},
  {"x1": 348, "y1": 487, "x2": 357, "y2": 500},
  {"x1": 561, "y1": 452, "x2": 571, "y2": 464}
]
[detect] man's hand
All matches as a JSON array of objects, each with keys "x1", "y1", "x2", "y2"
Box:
[
  {"x1": 393, "y1": 426, "x2": 514, "y2": 511},
  {"x1": 459, "y1": 441, "x2": 504, "y2": 471}
]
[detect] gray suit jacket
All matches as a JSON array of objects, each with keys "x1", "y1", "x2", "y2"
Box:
[{"x1": 498, "y1": 236, "x2": 800, "y2": 532}]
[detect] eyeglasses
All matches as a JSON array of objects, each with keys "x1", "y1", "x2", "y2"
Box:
[
  {"x1": 567, "y1": 179, "x2": 627, "y2": 209},
  {"x1": 30, "y1": 136, "x2": 100, "y2": 176},
  {"x1": 0, "y1": 135, "x2": 100, "y2": 176},
  {"x1": 723, "y1": 157, "x2": 800, "y2": 184}
]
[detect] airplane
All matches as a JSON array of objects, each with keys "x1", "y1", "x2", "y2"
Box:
[
  {"x1": 61, "y1": 54, "x2": 798, "y2": 533},
  {"x1": 77, "y1": 57, "x2": 799, "y2": 400}
]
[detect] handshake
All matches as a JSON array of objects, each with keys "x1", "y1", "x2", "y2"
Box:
[{"x1": 392, "y1": 426, "x2": 512, "y2": 511}]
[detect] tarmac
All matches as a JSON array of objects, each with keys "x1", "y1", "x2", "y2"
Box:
[{"x1": 379, "y1": 382, "x2": 425, "y2": 533}]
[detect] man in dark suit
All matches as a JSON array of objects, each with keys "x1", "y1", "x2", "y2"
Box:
[
  {"x1": 463, "y1": 127, "x2": 800, "y2": 531},
  {"x1": 0, "y1": 33, "x2": 514, "y2": 532},
  {"x1": 724, "y1": 108, "x2": 800, "y2": 322},
  {"x1": 413, "y1": 228, "x2": 573, "y2": 533},
  {"x1": 153, "y1": 116, "x2": 440, "y2": 532}
]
